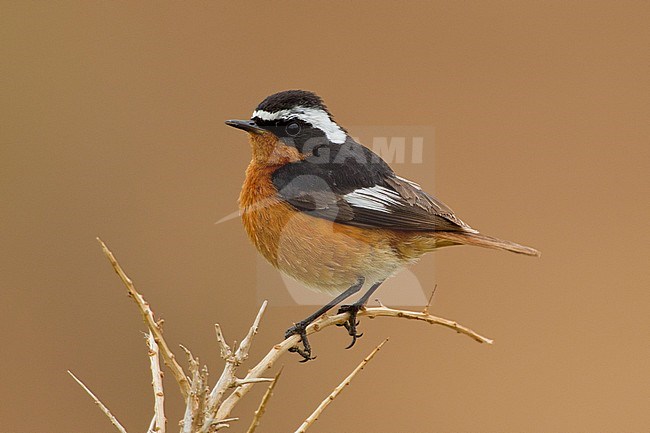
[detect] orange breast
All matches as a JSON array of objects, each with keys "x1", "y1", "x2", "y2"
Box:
[{"x1": 238, "y1": 162, "x2": 441, "y2": 295}]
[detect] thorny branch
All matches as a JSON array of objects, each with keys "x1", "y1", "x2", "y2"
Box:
[
  {"x1": 147, "y1": 331, "x2": 166, "y2": 433},
  {"x1": 69, "y1": 239, "x2": 493, "y2": 432},
  {"x1": 98, "y1": 238, "x2": 190, "y2": 399},
  {"x1": 245, "y1": 367, "x2": 284, "y2": 433},
  {"x1": 294, "y1": 338, "x2": 388, "y2": 433},
  {"x1": 67, "y1": 371, "x2": 128, "y2": 433}
]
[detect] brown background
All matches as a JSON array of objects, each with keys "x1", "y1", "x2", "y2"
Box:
[{"x1": 1, "y1": 2, "x2": 649, "y2": 432}]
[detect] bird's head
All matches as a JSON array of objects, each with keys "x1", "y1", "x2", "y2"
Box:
[{"x1": 226, "y1": 90, "x2": 348, "y2": 166}]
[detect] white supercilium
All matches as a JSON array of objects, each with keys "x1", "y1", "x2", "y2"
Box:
[{"x1": 252, "y1": 106, "x2": 347, "y2": 144}]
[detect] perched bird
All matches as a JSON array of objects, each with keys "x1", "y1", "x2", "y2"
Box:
[{"x1": 226, "y1": 90, "x2": 539, "y2": 360}]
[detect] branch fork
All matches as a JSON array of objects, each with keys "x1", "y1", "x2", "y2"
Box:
[{"x1": 69, "y1": 238, "x2": 493, "y2": 433}]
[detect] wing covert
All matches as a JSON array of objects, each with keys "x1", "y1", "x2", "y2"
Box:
[{"x1": 271, "y1": 139, "x2": 473, "y2": 232}]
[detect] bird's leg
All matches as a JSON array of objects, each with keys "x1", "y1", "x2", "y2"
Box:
[
  {"x1": 337, "y1": 280, "x2": 384, "y2": 349},
  {"x1": 285, "y1": 277, "x2": 365, "y2": 361},
  {"x1": 285, "y1": 320, "x2": 313, "y2": 362}
]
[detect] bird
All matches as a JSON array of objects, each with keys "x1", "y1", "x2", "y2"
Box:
[{"x1": 225, "y1": 90, "x2": 539, "y2": 361}]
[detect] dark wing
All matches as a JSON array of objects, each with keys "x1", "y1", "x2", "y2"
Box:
[{"x1": 271, "y1": 138, "x2": 474, "y2": 232}]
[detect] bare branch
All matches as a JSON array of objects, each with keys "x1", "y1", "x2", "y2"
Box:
[
  {"x1": 202, "y1": 302, "x2": 268, "y2": 433},
  {"x1": 214, "y1": 324, "x2": 232, "y2": 360},
  {"x1": 181, "y1": 389, "x2": 195, "y2": 433},
  {"x1": 92, "y1": 240, "x2": 492, "y2": 432},
  {"x1": 362, "y1": 305, "x2": 492, "y2": 344},
  {"x1": 235, "y1": 300, "x2": 267, "y2": 363},
  {"x1": 67, "y1": 370, "x2": 129, "y2": 433},
  {"x1": 179, "y1": 345, "x2": 209, "y2": 433},
  {"x1": 233, "y1": 377, "x2": 275, "y2": 387},
  {"x1": 205, "y1": 361, "x2": 236, "y2": 426},
  {"x1": 195, "y1": 366, "x2": 209, "y2": 433},
  {"x1": 215, "y1": 305, "x2": 491, "y2": 421},
  {"x1": 246, "y1": 367, "x2": 284, "y2": 433},
  {"x1": 211, "y1": 417, "x2": 238, "y2": 431},
  {"x1": 146, "y1": 332, "x2": 166, "y2": 433},
  {"x1": 423, "y1": 284, "x2": 438, "y2": 315},
  {"x1": 294, "y1": 339, "x2": 388, "y2": 433},
  {"x1": 147, "y1": 415, "x2": 156, "y2": 433},
  {"x1": 97, "y1": 238, "x2": 191, "y2": 399}
]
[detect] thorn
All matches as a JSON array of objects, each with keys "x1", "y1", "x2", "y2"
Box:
[{"x1": 423, "y1": 284, "x2": 438, "y2": 314}]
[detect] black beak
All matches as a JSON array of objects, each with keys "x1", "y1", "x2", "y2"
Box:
[{"x1": 225, "y1": 119, "x2": 265, "y2": 134}]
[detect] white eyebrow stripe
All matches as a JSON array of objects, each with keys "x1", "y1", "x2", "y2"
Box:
[
  {"x1": 252, "y1": 109, "x2": 292, "y2": 121},
  {"x1": 252, "y1": 106, "x2": 347, "y2": 144},
  {"x1": 344, "y1": 186, "x2": 404, "y2": 212}
]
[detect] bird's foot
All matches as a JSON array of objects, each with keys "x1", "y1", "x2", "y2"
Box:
[
  {"x1": 336, "y1": 304, "x2": 364, "y2": 349},
  {"x1": 285, "y1": 321, "x2": 316, "y2": 362}
]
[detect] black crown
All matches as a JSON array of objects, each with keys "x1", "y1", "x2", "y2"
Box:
[{"x1": 255, "y1": 90, "x2": 330, "y2": 114}]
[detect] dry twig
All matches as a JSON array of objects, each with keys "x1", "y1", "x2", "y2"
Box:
[
  {"x1": 180, "y1": 346, "x2": 209, "y2": 433},
  {"x1": 97, "y1": 238, "x2": 190, "y2": 399},
  {"x1": 80, "y1": 239, "x2": 492, "y2": 432},
  {"x1": 245, "y1": 367, "x2": 284, "y2": 433},
  {"x1": 201, "y1": 301, "x2": 269, "y2": 433},
  {"x1": 214, "y1": 304, "x2": 491, "y2": 422},
  {"x1": 294, "y1": 339, "x2": 389, "y2": 433},
  {"x1": 423, "y1": 284, "x2": 438, "y2": 315},
  {"x1": 147, "y1": 331, "x2": 166, "y2": 433},
  {"x1": 67, "y1": 370, "x2": 129, "y2": 433}
]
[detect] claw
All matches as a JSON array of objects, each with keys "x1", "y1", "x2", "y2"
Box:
[
  {"x1": 337, "y1": 304, "x2": 364, "y2": 349},
  {"x1": 285, "y1": 322, "x2": 316, "y2": 362},
  {"x1": 344, "y1": 331, "x2": 364, "y2": 349}
]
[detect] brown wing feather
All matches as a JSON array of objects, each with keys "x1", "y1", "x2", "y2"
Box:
[
  {"x1": 383, "y1": 176, "x2": 475, "y2": 231},
  {"x1": 278, "y1": 173, "x2": 475, "y2": 232}
]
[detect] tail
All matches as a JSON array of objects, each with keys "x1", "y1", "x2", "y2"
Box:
[{"x1": 436, "y1": 231, "x2": 540, "y2": 257}]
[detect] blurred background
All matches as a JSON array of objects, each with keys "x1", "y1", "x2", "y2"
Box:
[{"x1": 1, "y1": 2, "x2": 649, "y2": 432}]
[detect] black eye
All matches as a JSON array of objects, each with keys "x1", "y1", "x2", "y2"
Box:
[{"x1": 286, "y1": 122, "x2": 300, "y2": 136}]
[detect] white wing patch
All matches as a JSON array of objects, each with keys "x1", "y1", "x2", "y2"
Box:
[
  {"x1": 252, "y1": 106, "x2": 347, "y2": 144},
  {"x1": 343, "y1": 186, "x2": 404, "y2": 213}
]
